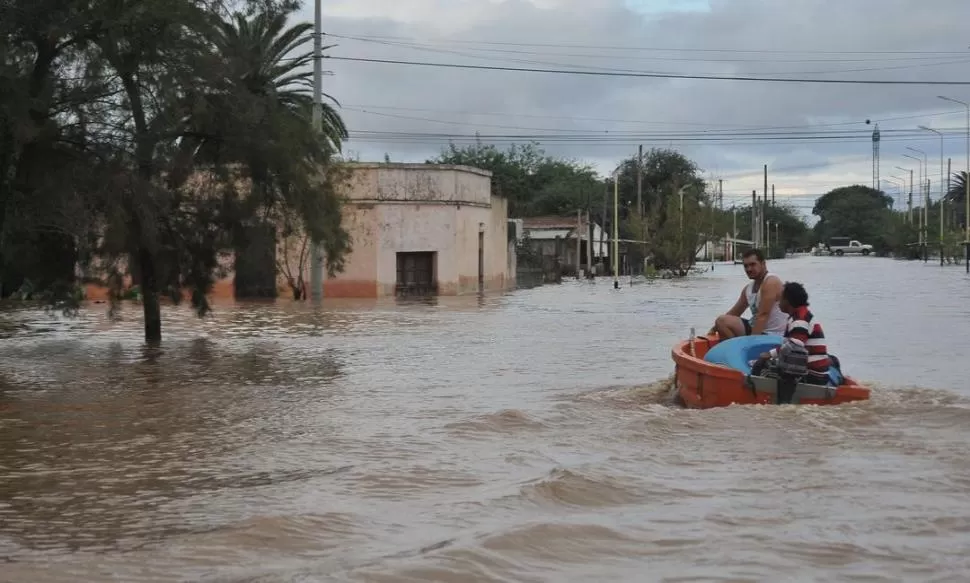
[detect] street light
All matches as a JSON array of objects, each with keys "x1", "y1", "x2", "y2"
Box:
[
  {"x1": 919, "y1": 125, "x2": 946, "y2": 264},
  {"x1": 938, "y1": 95, "x2": 970, "y2": 271},
  {"x1": 907, "y1": 146, "x2": 929, "y2": 256},
  {"x1": 890, "y1": 176, "x2": 908, "y2": 210},
  {"x1": 918, "y1": 125, "x2": 944, "y2": 206},
  {"x1": 882, "y1": 178, "x2": 904, "y2": 209},
  {"x1": 895, "y1": 165, "x2": 914, "y2": 223},
  {"x1": 903, "y1": 153, "x2": 924, "y2": 238}
]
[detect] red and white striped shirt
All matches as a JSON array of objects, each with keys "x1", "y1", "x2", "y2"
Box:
[{"x1": 768, "y1": 306, "x2": 831, "y2": 383}]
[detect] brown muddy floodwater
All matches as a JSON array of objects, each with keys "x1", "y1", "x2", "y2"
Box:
[{"x1": 1, "y1": 255, "x2": 970, "y2": 582}]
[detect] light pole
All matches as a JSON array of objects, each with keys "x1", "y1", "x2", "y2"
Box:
[
  {"x1": 895, "y1": 165, "x2": 914, "y2": 224},
  {"x1": 919, "y1": 125, "x2": 945, "y2": 264},
  {"x1": 938, "y1": 95, "x2": 970, "y2": 272},
  {"x1": 891, "y1": 179, "x2": 906, "y2": 210},
  {"x1": 903, "y1": 153, "x2": 923, "y2": 241},
  {"x1": 907, "y1": 146, "x2": 928, "y2": 260},
  {"x1": 612, "y1": 168, "x2": 619, "y2": 290},
  {"x1": 882, "y1": 178, "x2": 904, "y2": 210}
]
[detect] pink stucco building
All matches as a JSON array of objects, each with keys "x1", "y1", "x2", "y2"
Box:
[{"x1": 322, "y1": 162, "x2": 514, "y2": 298}]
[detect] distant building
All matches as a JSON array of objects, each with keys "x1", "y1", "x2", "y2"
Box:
[
  {"x1": 82, "y1": 163, "x2": 515, "y2": 301},
  {"x1": 321, "y1": 163, "x2": 513, "y2": 297},
  {"x1": 519, "y1": 215, "x2": 607, "y2": 274}
]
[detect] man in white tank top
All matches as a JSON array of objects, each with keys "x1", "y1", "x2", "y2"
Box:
[{"x1": 708, "y1": 248, "x2": 788, "y2": 338}]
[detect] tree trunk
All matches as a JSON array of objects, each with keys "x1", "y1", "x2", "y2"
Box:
[
  {"x1": 138, "y1": 245, "x2": 162, "y2": 343},
  {"x1": 119, "y1": 70, "x2": 162, "y2": 343}
]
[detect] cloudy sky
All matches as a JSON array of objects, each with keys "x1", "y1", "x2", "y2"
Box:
[{"x1": 297, "y1": 0, "x2": 970, "y2": 217}]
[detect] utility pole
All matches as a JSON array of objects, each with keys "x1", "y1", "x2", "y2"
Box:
[
  {"x1": 576, "y1": 209, "x2": 582, "y2": 278},
  {"x1": 709, "y1": 186, "x2": 715, "y2": 265},
  {"x1": 636, "y1": 145, "x2": 643, "y2": 218},
  {"x1": 601, "y1": 180, "x2": 607, "y2": 275},
  {"x1": 679, "y1": 185, "x2": 685, "y2": 255},
  {"x1": 309, "y1": 0, "x2": 324, "y2": 303},
  {"x1": 751, "y1": 190, "x2": 758, "y2": 248},
  {"x1": 908, "y1": 169, "x2": 913, "y2": 224},
  {"x1": 763, "y1": 165, "x2": 769, "y2": 251},
  {"x1": 613, "y1": 173, "x2": 619, "y2": 289},
  {"x1": 770, "y1": 184, "x2": 775, "y2": 256},
  {"x1": 718, "y1": 179, "x2": 723, "y2": 210},
  {"x1": 732, "y1": 206, "x2": 737, "y2": 262},
  {"x1": 937, "y1": 96, "x2": 969, "y2": 272},
  {"x1": 944, "y1": 158, "x2": 950, "y2": 266},
  {"x1": 924, "y1": 179, "x2": 930, "y2": 263}
]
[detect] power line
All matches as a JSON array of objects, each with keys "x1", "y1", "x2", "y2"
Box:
[
  {"x1": 326, "y1": 55, "x2": 970, "y2": 85},
  {"x1": 321, "y1": 33, "x2": 970, "y2": 56},
  {"x1": 345, "y1": 109, "x2": 970, "y2": 139},
  {"x1": 344, "y1": 129, "x2": 970, "y2": 145},
  {"x1": 342, "y1": 103, "x2": 970, "y2": 132},
  {"x1": 325, "y1": 33, "x2": 970, "y2": 77}
]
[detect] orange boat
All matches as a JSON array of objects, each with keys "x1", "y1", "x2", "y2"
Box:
[{"x1": 671, "y1": 332, "x2": 871, "y2": 408}]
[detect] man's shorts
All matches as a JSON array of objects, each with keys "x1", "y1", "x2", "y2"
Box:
[
  {"x1": 741, "y1": 317, "x2": 753, "y2": 335},
  {"x1": 741, "y1": 318, "x2": 785, "y2": 337}
]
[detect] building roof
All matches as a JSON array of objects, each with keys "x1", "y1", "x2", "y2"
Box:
[
  {"x1": 521, "y1": 216, "x2": 585, "y2": 229},
  {"x1": 527, "y1": 228, "x2": 575, "y2": 240},
  {"x1": 345, "y1": 162, "x2": 492, "y2": 178}
]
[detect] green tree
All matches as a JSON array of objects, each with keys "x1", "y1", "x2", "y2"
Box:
[
  {"x1": 188, "y1": 9, "x2": 351, "y2": 292},
  {"x1": 729, "y1": 202, "x2": 813, "y2": 255},
  {"x1": 645, "y1": 183, "x2": 708, "y2": 274},
  {"x1": 523, "y1": 160, "x2": 601, "y2": 216},
  {"x1": 946, "y1": 171, "x2": 967, "y2": 231},
  {"x1": 427, "y1": 141, "x2": 600, "y2": 217},
  {"x1": 611, "y1": 148, "x2": 709, "y2": 272},
  {"x1": 0, "y1": 0, "x2": 108, "y2": 302},
  {"x1": 812, "y1": 185, "x2": 895, "y2": 253},
  {"x1": 0, "y1": 1, "x2": 351, "y2": 342},
  {"x1": 427, "y1": 141, "x2": 542, "y2": 215}
]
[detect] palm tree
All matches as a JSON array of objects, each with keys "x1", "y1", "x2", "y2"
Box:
[
  {"x1": 946, "y1": 171, "x2": 967, "y2": 229},
  {"x1": 209, "y1": 10, "x2": 348, "y2": 152},
  {"x1": 177, "y1": 9, "x2": 352, "y2": 299}
]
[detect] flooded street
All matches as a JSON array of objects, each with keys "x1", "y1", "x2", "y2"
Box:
[{"x1": 2, "y1": 255, "x2": 970, "y2": 582}]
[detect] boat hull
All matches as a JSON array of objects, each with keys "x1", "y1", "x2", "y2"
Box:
[{"x1": 671, "y1": 335, "x2": 871, "y2": 409}]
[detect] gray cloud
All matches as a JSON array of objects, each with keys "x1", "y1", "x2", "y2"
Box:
[{"x1": 298, "y1": 0, "x2": 970, "y2": 213}]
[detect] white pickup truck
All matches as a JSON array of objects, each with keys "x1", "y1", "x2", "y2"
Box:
[{"x1": 826, "y1": 237, "x2": 872, "y2": 256}]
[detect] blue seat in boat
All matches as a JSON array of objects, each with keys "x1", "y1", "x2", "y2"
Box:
[
  {"x1": 703, "y1": 335, "x2": 782, "y2": 375},
  {"x1": 703, "y1": 335, "x2": 844, "y2": 386}
]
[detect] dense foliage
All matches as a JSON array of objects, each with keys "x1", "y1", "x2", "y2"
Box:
[
  {"x1": 811, "y1": 182, "x2": 965, "y2": 260},
  {"x1": 430, "y1": 143, "x2": 796, "y2": 272},
  {"x1": 0, "y1": 0, "x2": 350, "y2": 341}
]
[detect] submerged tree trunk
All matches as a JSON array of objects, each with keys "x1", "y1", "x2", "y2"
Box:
[{"x1": 138, "y1": 246, "x2": 162, "y2": 343}]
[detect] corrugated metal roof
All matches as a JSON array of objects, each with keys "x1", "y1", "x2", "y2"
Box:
[{"x1": 527, "y1": 229, "x2": 574, "y2": 240}]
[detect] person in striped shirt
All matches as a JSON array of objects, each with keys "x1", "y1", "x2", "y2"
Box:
[{"x1": 756, "y1": 281, "x2": 832, "y2": 386}]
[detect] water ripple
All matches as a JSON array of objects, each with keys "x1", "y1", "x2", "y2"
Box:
[{"x1": 2, "y1": 257, "x2": 969, "y2": 581}]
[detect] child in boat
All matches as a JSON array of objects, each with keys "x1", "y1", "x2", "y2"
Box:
[{"x1": 755, "y1": 281, "x2": 831, "y2": 386}]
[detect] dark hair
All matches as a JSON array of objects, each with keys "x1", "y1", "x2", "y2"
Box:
[
  {"x1": 742, "y1": 248, "x2": 765, "y2": 262},
  {"x1": 782, "y1": 281, "x2": 809, "y2": 308}
]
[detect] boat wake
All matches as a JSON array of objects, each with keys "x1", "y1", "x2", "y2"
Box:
[
  {"x1": 569, "y1": 376, "x2": 679, "y2": 410},
  {"x1": 571, "y1": 375, "x2": 969, "y2": 418}
]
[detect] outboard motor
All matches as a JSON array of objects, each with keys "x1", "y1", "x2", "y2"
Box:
[{"x1": 772, "y1": 339, "x2": 810, "y2": 404}]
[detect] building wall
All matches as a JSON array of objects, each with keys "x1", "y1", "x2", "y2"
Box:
[
  {"x1": 324, "y1": 163, "x2": 511, "y2": 298},
  {"x1": 487, "y1": 195, "x2": 510, "y2": 292},
  {"x1": 81, "y1": 163, "x2": 512, "y2": 302},
  {"x1": 323, "y1": 202, "x2": 381, "y2": 297}
]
